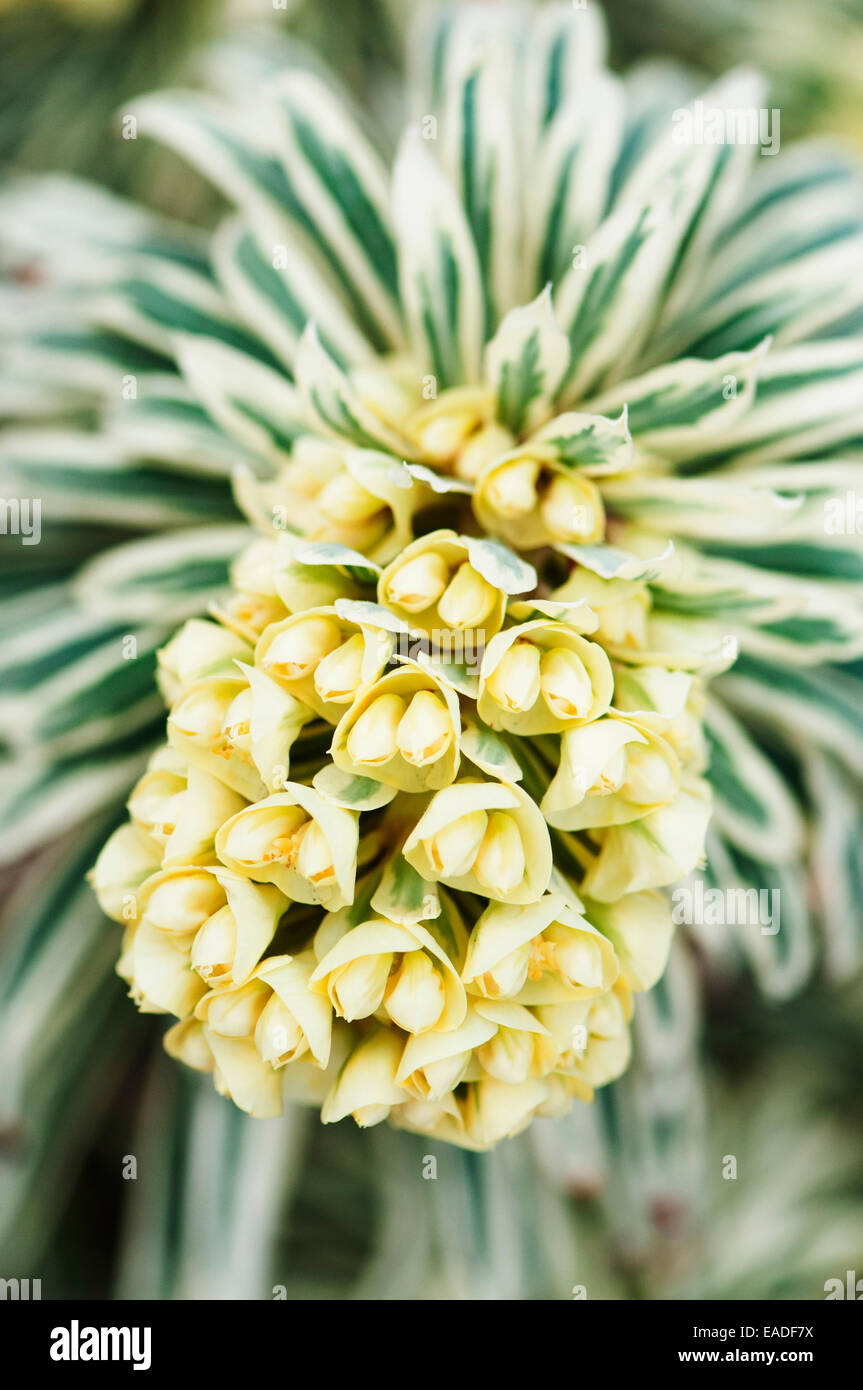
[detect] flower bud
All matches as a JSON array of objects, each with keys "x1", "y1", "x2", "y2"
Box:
[
  {"x1": 207, "y1": 1028, "x2": 283, "y2": 1117},
  {"x1": 327, "y1": 953, "x2": 393, "y2": 1021},
  {"x1": 539, "y1": 647, "x2": 594, "y2": 720},
  {"x1": 397, "y1": 1008, "x2": 496, "y2": 1100},
  {"x1": 294, "y1": 819, "x2": 338, "y2": 886},
  {"x1": 191, "y1": 905, "x2": 236, "y2": 982},
  {"x1": 89, "y1": 824, "x2": 161, "y2": 923},
  {"x1": 163, "y1": 1018, "x2": 214, "y2": 1073},
  {"x1": 428, "y1": 810, "x2": 488, "y2": 877},
  {"x1": 623, "y1": 744, "x2": 678, "y2": 805},
  {"x1": 484, "y1": 641, "x2": 542, "y2": 713},
  {"x1": 346, "y1": 693, "x2": 405, "y2": 765},
  {"x1": 289, "y1": 436, "x2": 345, "y2": 493},
  {"x1": 413, "y1": 406, "x2": 478, "y2": 465},
  {"x1": 475, "y1": 941, "x2": 532, "y2": 999},
  {"x1": 262, "y1": 615, "x2": 343, "y2": 681},
  {"x1": 385, "y1": 551, "x2": 450, "y2": 613},
  {"x1": 589, "y1": 988, "x2": 627, "y2": 1040},
  {"x1": 595, "y1": 593, "x2": 650, "y2": 648},
  {"x1": 157, "y1": 619, "x2": 252, "y2": 702},
  {"x1": 456, "y1": 423, "x2": 516, "y2": 482},
  {"x1": 396, "y1": 690, "x2": 453, "y2": 767},
  {"x1": 479, "y1": 622, "x2": 613, "y2": 735},
  {"x1": 406, "y1": 780, "x2": 552, "y2": 904},
  {"x1": 127, "y1": 770, "x2": 186, "y2": 845},
  {"x1": 219, "y1": 804, "x2": 308, "y2": 869},
  {"x1": 217, "y1": 788, "x2": 358, "y2": 909},
  {"x1": 313, "y1": 632, "x2": 365, "y2": 704},
  {"x1": 543, "y1": 925, "x2": 607, "y2": 991},
  {"x1": 477, "y1": 1027, "x2": 536, "y2": 1085},
  {"x1": 145, "y1": 871, "x2": 225, "y2": 935},
  {"x1": 472, "y1": 811, "x2": 525, "y2": 895},
  {"x1": 437, "y1": 562, "x2": 497, "y2": 630},
  {"x1": 540, "y1": 474, "x2": 602, "y2": 542},
  {"x1": 581, "y1": 779, "x2": 712, "y2": 901},
  {"x1": 483, "y1": 458, "x2": 540, "y2": 517},
  {"x1": 199, "y1": 979, "x2": 270, "y2": 1038},
  {"x1": 124, "y1": 917, "x2": 207, "y2": 1018},
  {"x1": 463, "y1": 1076, "x2": 549, "y2": 1147},
  {"x1": 223, "y1": 687, "x2": 253, "y2": 755},
  {"x1": 322, "y1": 1028, "x2": 405, "y2": 1127},
  {"x1": 332, "y1": 664, "x2": 461, "y2": 793},
  {"x1": 416, "y1": 1052, "x2": 472, "y2": 1100},
  {"x1": 384, "y1": 951, "x2": 446, "y2": 1033},
  {"x1": 594, "y1": 748, "x2": 628, "y2": 793},
  {"x1": 255, "y1": 994, "x2": 308, "y2": 1066},
  {"x1": 170, "y1": 685, "x2": 225, "y2": 743},
  {"x1": 254, "y1": 953, "x2": 333, "y2": 1068},
  {"x1": 317, "y1": 471, "x2": 387, "y2": 526}
]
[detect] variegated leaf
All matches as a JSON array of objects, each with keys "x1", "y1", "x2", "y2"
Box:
[
  {"x1": 484, "y1": 287, "x2": 570, "y2": 435},
  {"x1": 105, "y1": 374, "x2": 242, "y2": 477},
  {"x1": 0, "y1": 428, "x2": 234, "y2": 529},
  {"x1": 268, "y1": 70, "x2": 404, "y2": 350},
  {"x1": 392, "y1": 127, "x2": 485, "y2": 389},
  {"x1": 294, "y1": 324, "x2": 416, "y2": 455},
  {"x1": 586, "y1": 342, "x2": 768, "y2": 461},
  {"x1": 173, "y1": 333, "x2": 306, "y2": 468},
  {"x1": 553, "y1": 178, "x2": 692, "y2": 402},
  {"x1": 522, "y1": 1, "x2": 607, "y2": 143},
  {"x1": 705, "y1": 697, "x2": 806, "y2": 863},
  {"x1": 681, "y1": 339, "x2": 863, "y2": 468},
  {"x1": 531, "y1": 405, "x2": 633, "y2": 474},
  {"x1": 557, "y1": 538, "x2": 678, "y2": 583},
  {"x1": 719, "y1": 652, "x2": 863, "y2": 779},
  {"x1": 437, "y1": 29, "x2": 522, "y2": 329},
  {"x1": 800, "y1": 746, "x2": 863, "y2": 983},
  {"x1": 212, "y1": 215, "x2": 372, "y2": 373},
  {"x1": 600, "y1": 475, "x2": 802, "y2": 541},
  {"x1": 73, "y1": 525, "x2": 248, "y2": 622},
  {"x1": 95, "y1": 257, "x2": 277, "y2": 367},
  {"x1": 129, "y1": 89, "x2": 310, "y2": 230},
  {"x1": 527, "y1": 71, "x2": 625, "y2": 291},
  {"x1": 466, "y1": 536, "x2": 537, "y2": 594}
]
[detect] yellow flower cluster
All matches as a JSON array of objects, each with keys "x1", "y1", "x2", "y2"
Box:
[{"x1": 91, "y1": 493, "x2": 713, "y2": 1147}]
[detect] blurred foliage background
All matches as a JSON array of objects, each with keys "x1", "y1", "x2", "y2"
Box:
[{"x1": 1, "y1": 0, "x2": 862, "y2": 1300}]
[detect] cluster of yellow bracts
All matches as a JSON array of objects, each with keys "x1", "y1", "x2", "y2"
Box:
[{"x1": 92, "y1": 519, "x2": 713, "y2": 1150}]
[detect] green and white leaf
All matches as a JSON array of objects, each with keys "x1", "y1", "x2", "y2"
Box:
[
  {"x1": 268, "y1": 69, "x2": 404, "y2": 349},
  {"x1": 392, "y1": 127, "x2": 485, "y2": 390},
  {"x1": 586, "y1": 342, "x2": 769, "y2": 460},
  {"x1": 294, "y1": 325, "x2": 416, "y2": 455},
  {"x1": 0, "y1": 428, "x2": 233, "y2": 529},
  {"x1": 526, "y1": 71, "x2": 624, "y2": 290},
  {"x1": 437, "y1": 34, "x2": 522, "y2": 329},
  {"x1": 105, "y1": 374, "x2": 247, "y2": 478},
  {"x1": 557, "y1": 537, "x2": 678, "y2": 583},
  {"x1": 705, "y1": 697, "x2": 806, "y2": 864},
  {"x1": 173, "y1": 333, "x2": 306, "y2": 468},
  {"x1": 466, "y1": 536, "x2": 537, "y2": 594},
  {"x1": 484, "y1": 287, "x2": 570, "y2": 435},
  {"x1": 72, "y1": 525, "x2": 247, "y2": 623},
  {"x1": 531, "y1": 406, "x2": 633, "y2": 475},
  {"x1": 212, "y1": 214, "x2": 372, "y2": 374}
]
